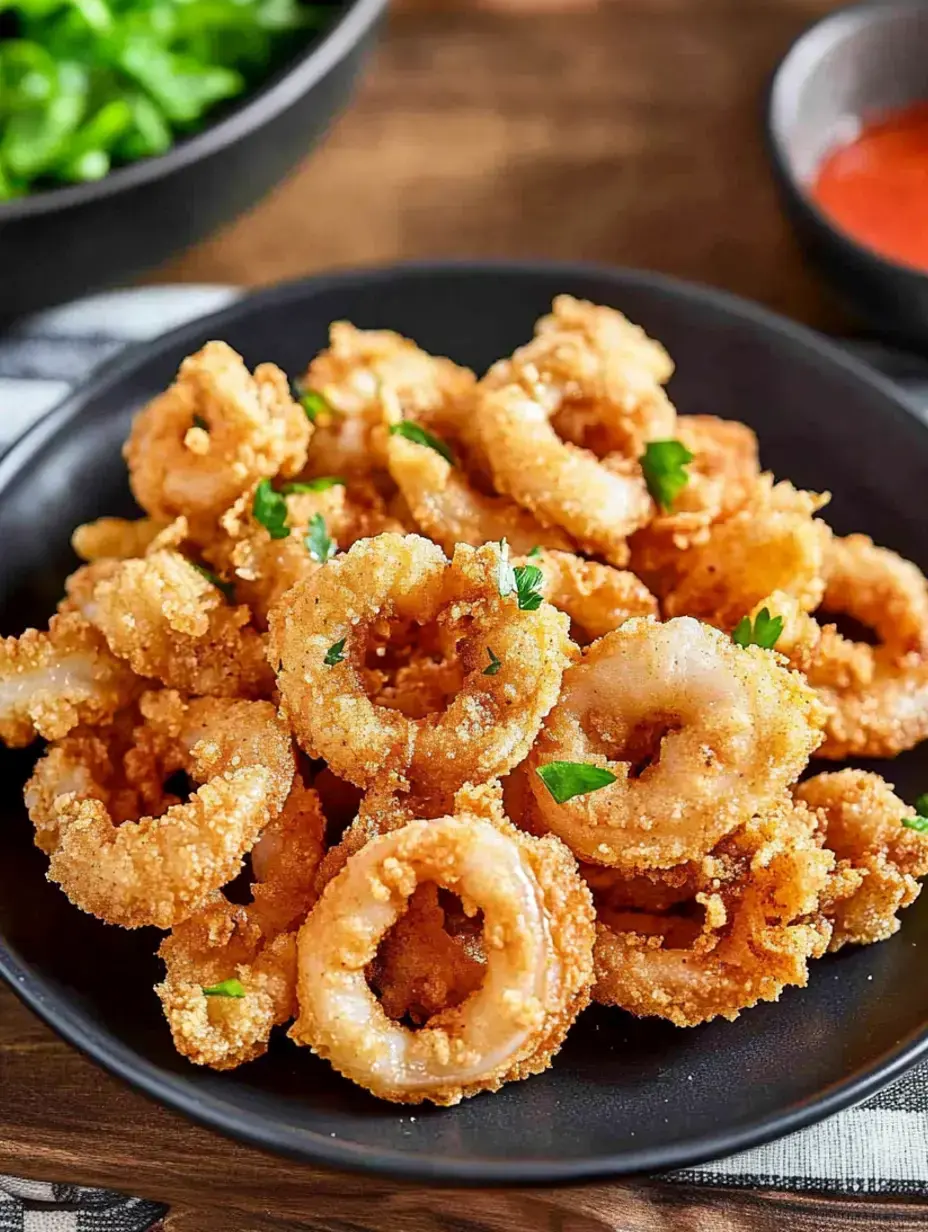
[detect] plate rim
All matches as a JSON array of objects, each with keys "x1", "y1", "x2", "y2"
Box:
[{"x1": 2, "y1": 257, "x2": 928, "y2": 1185}]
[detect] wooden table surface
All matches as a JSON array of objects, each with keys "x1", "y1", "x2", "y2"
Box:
[{"x1": 2, "y1": 0, "x2": 912, "y2": 1228}]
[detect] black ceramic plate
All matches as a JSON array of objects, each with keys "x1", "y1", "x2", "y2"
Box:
[{"x1": 2, "y1": 262, "x2": 928, "y2": 1185}]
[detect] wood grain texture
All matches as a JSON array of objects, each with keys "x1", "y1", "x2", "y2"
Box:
[
  {"x1": 3, "y1": 978, "x2": 928, "y2": 1229},
  {"x1": 159, "y1": 0, "x2": 853, "y2": 333}
]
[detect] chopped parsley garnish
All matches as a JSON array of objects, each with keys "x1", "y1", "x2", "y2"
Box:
[
  {"x1": 903, "y1": 794, "x2": 928, "y2": 832},
  {"x1": 192, "y1": 414, "x2": 209, "y2": 431},
  {"x1": 536, "y1": 761, "x2": 618, "y2": 804},
  {"x1": 305, "y1": 513, "x2": 335, "y2": 563},
  {"x1": 513, "y1": 564, "x2": 544, "y2": 611},
  {"x1": 324, "y1": 637, "x2": 346, "y2": 667},
  {"x1": 202, "y1": 978, "x2": 245, "y2": 998},
  {"x1": 483, "y1": 647, "x2": 502, "y2": 676},
  {"x1": 281, "y1": 477, "x2": 345, "y2": 493},
  {"x1": 526, "y1": 545, "x2": 543, "y2": 558},
  {"x1": 192, "y1": 563, "x2": 234, "y2": 601},
  {"x1": 252, "y1": 478, "x2": 290, "y2": 540},
  {"x1": 299, "y1": 390, "x2": 331, "y2": 422},
  {"x1": 732, "y1": 607, "x2": 784, "y2": 651},
  {"x1": 640, "y1": 440, "x2": 694, "y2": 512},
  {"x1": 388, "y1": 421, "x2": 454, "y2": 465}
]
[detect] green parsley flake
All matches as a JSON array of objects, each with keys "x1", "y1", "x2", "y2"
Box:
[
  {"x1": 483, "y1": 647, "x2": 502, "y2": 676},
  {"x1": 732, "y1": 607, "x2": 784, "y2": 650},
  {"x1": 640, "y1": 440, "x2": 694, "y2": 512},
  {"x1": 192, "y1": 563, "x2": 234, "y2": 601},
  {"x1": 252, "y1": 478, "x2": 290, "y2": 540},
  {"x1": 299, "y1": 390, "x2": 331, "y2": 422},
  {"x1": 305, "y1": 513, "x2": 335, "y2": 563},
  {"x1": 324, "y1": 637, "x2": 346, "y2": 667},
  {"x1": 281, "y1": 477, "x2": 345, "y2": 493},
  {"x1": 202, "y1": 978, "x2": 245, "y2": 998},
  {"x1": 526, "y1": 545, "x2": 543, "y2": 558},
  {"x1": 513, "y1": 564, "x2": 544, "y2": 611},
  {"x1": 903, "y1": 794, "x2": 928, "y2": 832},
  {"x1": 536, "y1": 761, "x2": 618, "y2": 804},
  {"x1": 388, "y1": 421, "x2": 455, "y2": 465}
]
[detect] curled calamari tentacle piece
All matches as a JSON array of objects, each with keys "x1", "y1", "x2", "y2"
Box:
[
  {"x1": 0, "y1": 612, "x2": 140, "y2": 748},
  {"x1": 525, "y1": 616, "x2": 824, "y2": 869},
  {"x1": 591, "y1": 798, "x2": 834, "y2": 1026},
  {"x1": 156, "y1": 775, "x2": 326, "y2": 1069},
  {"x1": 385, "y1": 431, "x2": 575, "y2": 556},
  {"x1": 290, "y1": 811, "x2": 594, "y2": 1105},
  {"x1": 796, "y1": 770, "x2": 928, "y2": 949},
  {"x1": 71, "y1": 516, "x2": 171, "y2": 562},
  {"x1": 299, "y1": 322, "x2": 476, "y2": 482},
  {"x1": 27, "y1": 691, "x2": 294, "y2": 928},
  {"x1": 124, "y1": 341, "x2": 310, "y2": 527},
  {"x1": 474, "y1": 384, "x2": 652, "y2": 566},
  {"x1": 517, "y1": 549, "x2": 658, "y2": 644},
  {"x1": 482, "y1": 295, "x2": 676, "y2": 458},
  {"x1": 636, "y1": 478, "x2": 832, "y2": 630},
  {"x1": 66, "y1": 549, "x2": 273, "y2": 699},
  {"x1": 269, "y1": 534, "x2": 573, "y2": 792}
]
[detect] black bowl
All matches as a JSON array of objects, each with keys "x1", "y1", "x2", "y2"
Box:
[
  {"x1": 766, "y1": 0, "x2": 928, "y2": 348},
  {"x1": 2, "y1": 261, "x2": 928, "y2": 1185},
  {"x1": 0, "y1": 0, "x2": 385, "y2": 320}
]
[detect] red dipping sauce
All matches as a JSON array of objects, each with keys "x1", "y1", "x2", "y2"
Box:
[{"x1": 811, "y1": 101, "x2": 928, "y2": 273}]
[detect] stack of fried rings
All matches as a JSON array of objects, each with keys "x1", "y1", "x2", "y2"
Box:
[{"x1": 4, "y1": 297, "x2": 928, "y2": 1107}]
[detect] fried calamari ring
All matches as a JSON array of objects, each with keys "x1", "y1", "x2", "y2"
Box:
[
  {"x1": 124, "y1": 342, "x2": 310, "y2": 527},
  {"x1": 300, "y1": 322, "x2": 475, "y2": 481},
  {"x1": 69, "y1": 550, "x2": 273, "y2": 698},
  {"x1": 520, "y1": 550, "x2": 658, "y2": 645},
  {"x1": 269, "y1": 534, "x2": 572, "y2": 792},
  {"x1": 385, "y1": 431, "x2": 574, "y2": 556},
  {"x1": 482, "y1": 295, "x2": 675, "y2": 457},
  {"x1": 155, "y1": 775, "x2": 325, "y2": 1069},
  {"x1": 822, "y1": 534, "x2": 928, "y2": 660},
  {"x1": 27, "y1": 691, "x2": 294, "y2": 928},
  {"x1": 0, "y1": 612, "x2": 140, "y2": 747},
  {"x1": 289, "y1": 812, "x2": 594, "y2": 1104},
  {"x1": 796, "y1": 770, "x2": 928, "y2": 949},
  {"x1": 591, "y1": 799, "x2": 833, "y2": 1026},
  {"x1": 643, "y1": 479, "x2": 831, "y2": 629},
  {"x1": 71, "y1": 516, "x2": 170, "y2": 562},
  {"x1": 525, "y1": 617, "x2": 824, "y2": 869},
  {"x1": 476, "y1": 384, "x2": 652, "y2": 565}
]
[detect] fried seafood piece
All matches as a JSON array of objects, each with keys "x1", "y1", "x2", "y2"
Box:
[
  {"x1": 300, "y1": 322, "x2": 476, "y2": 482},
  {"x1": 204, "y1": 482, "x2": 402, "y2": 628},
  {"x1": 269, "y1": 533, "x2": 573, "y2": 793},
  {"x1": 637, "y1": 415, "x2": 760, "y2": 551},
  {"x1": 748, "y1": 538, "x2": 928, "y2": 759},
  {"x1": 65, "y1": 550, "x2": 273, "y2": 698},
  {"x1": 289, "y1": 809, "x2": 594, "y2": 1104},
  {"x1": 520, "y1": 550, "x2": 658, "y2": 644},
  {"x1": 0, "y1": 612, "x2": 140, "y2": 747},
  {"x1": 25, "y1": 690, "x2": 294, "y2": 929},
  {"x1": 482, "y1": 295, "x2": 676, "y2": 458},
  {"x1": 124, "y1": 342, "x2": 310, "y2": 526},
  {"x1": 632, "y1": 478, "x2": 831, "y2": 629},
  {"x1": 385, "y1": 430, "x2": 574, "y2": 556},
  {"x1": 796, "y1": 770, "x2": 928, "y2": 949},
  {"x1": 524, "y1": 616, "x2": 825, "y2": 869},
  {"x1": 156, "y1": 775, "x2": 326, "y2": 1069},
  {"x1": 71, "y1": 516, "x2": 170, "y2": 562},
  {"x1": 475, "y1": 384, "x2": 652, "y2": 566},
  {"x1": 591, "y1": 798, "x2": 834, "y2": 1026}
]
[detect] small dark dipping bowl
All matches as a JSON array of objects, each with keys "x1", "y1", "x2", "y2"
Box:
[
  {"x1": 767, "y1": 1, "x2": 928, "y2": 347},
  {"x1": 3, "y1": 262, "x2": 928, "y2": 1184},
  {"x1": 0, "y1": 0, "x2": 386, "y2": 320}
]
